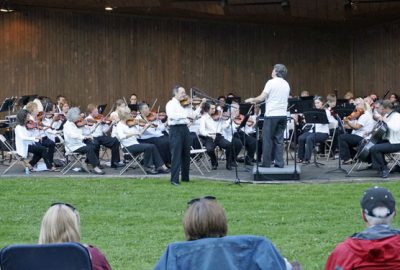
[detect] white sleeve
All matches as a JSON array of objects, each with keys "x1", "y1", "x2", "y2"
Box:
[
  {"x1": 387, "y1": 113, "x2": 400, "y2": 132},
  {"x1": 199, "y1": 117, "x2": 208, "y2": 137},
  {"x1": 262, "y1": 80, "x2": 272, "y2": 96}
]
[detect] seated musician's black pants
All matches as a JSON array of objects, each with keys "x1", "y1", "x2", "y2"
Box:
[
  {"x1": 28, "y1": 143, "x2": 52, "y2": 169},
  {"x1": 93, "y1": 135, "x2": 120, "y2": 165},
  {"x1": 339, "y1": 134, "x2": 363, "y2": 161},
  {"x1": 74, "y1": 143, "x2": 100, "y2": 167},
  {"x1": 370, "y1": 141, "x2": 400, "y2": 171}
]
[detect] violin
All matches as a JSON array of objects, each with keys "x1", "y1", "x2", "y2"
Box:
[
  {"x1": 344, "y1": 108, "x2": 364, "y2": 122},
  {"x1": 94, "y1": 114, "x2": 112, "y2": 125},
  {"x1": 74, "y1": 118, "x2": 87, "y2": 128},
  {"x1": 126, "y1": 118, "x2": 147, "y2": 128},
  {"x1": 26, "y1": 120, "x2": 46, "y2": 130},
  {"x1": 145, "y1": 112, "x2": 157, "y2": 122},
  {"x1": 211, "y1": 111, "x2": 229, "y2": 121},
  {"x1": 180, "y1": 95, "x2": 191, "y2": 107},
  {"x1": 53, "y1": 113, "x2": 65, "y2": 122}
]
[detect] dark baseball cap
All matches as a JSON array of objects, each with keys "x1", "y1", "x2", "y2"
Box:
[{"x1": 360, "y1": 186, "x2": 396, "y2": 218}]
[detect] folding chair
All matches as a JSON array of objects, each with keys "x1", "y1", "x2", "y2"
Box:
[
  {"x1": 0, "y1": 134, "x2": 27, "y2": 175},
  {"x1": 388, "y1": 152, "x2": 400, "y2": 173},
  {"x1": 190, "y1": 147, "x2": 211, "y2": 175},
  {"x1": 323, "y1": 122, "x2": 338, "y2": 161},
  {"x1": 61, "y1": 144, "x2": 89, "y2": 175},
  {"x1": 119, "y1": 142, "x2": 147, "y2": 175},
  {"x1": 0, "y1": 242, "x2": 92, "y2": 270}
]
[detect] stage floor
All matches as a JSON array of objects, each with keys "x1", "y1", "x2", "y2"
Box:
[{"x1": 1, "y1": 154, "x2": 399, "y2": 184}]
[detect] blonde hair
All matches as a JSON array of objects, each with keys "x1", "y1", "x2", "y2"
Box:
[
  {"x1": 38, "y1": 204, "x2": 81, "y2": 244},
  {"x1": 25, "y1": 102, "x2": 39, "y2": 113},
  {"x1": 183, "y1": 199, "x2": 227, "y2": 241},
  {"x1": 117, "y1": 106, "x2": 131, "y2": 121}
]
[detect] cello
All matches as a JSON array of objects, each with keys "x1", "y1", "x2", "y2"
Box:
[{"x1": 355, "y1": 121, "x2": 388, "y2": 162}]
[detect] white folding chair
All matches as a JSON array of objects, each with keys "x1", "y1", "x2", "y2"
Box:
[
  {"x1": 119, "y1": 143, "x2": 147, "y2": 175},
  {"x1": 0, "y1": 134, "x2": 26, "y2": 175},
  {"x1": 388, "y1": 152, "x2": 400, "y2": 173},
  {"x1": 61, "y1": 143, "x2": 89, "y2": 175},
  {"x1": 324, "y1": 122, "x2": 338, "y2": 161}
]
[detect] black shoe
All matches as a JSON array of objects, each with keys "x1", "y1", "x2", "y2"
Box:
[
  {"x1": 231, "y1": 161, "x2": 238, "y2": 167},
  {"x1": 145, "y1": 168, "x2": 158, "y2": 174},
  {"x1": 382, "y1": 169, "x2": 390, "y2": 178},
  {"x1": 157, "y1": 167, "x2": 171, "y2": 174},
  {"x1": 171, "y1": 181, "x2": 180, "y2": 186},
  {"x1": 182, "y1": 179, "x2": 189, "y2": 182},
  {"x1": 98, "y1": 164, "x2": 105, "y2": 169},
  {"x1": 111, "y1": 162, "x2": 124, "y2": 168},
  {"x1": 226, "y1": 164, "x2": 232, "y2": 170},
  {"x1": 245, "y1": 160, "x2": 253, "y2": 166},
  {"x1": 212, "y1": 164, "x2": 218, "y2": 170},
  {"x1": 236, "y1": 157, "x2": 245, "y2": 163},
  {"x1": 274, "y1": 164, "x2": 284, "y2": 168}
]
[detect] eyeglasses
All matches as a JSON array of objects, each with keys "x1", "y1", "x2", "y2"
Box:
[
  {"x1": 187, "y1": 196, "x2": 216, "y2": 205},
  {"x1": 51, "y1": 202, "x2": 77, "y2": 212}
]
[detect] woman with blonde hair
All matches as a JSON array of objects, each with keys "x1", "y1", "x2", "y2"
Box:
[
  {"x1": 339, "y1": 97, "x2": 375, "y2": 164},
  {"x1": 39, "y1": 203, "x2": 112, "y2": 270}
]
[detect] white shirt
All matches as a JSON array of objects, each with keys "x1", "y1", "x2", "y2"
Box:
[
  {"x1": 116, "y1": 122, "x2": 139, "y2": 147},
  {"x1": 199, "y1": 114, "x2": 228, "y2": 137},
  {"x1": 41, "y1": 117, "x2": 61, "y2": 142},
  {"x1": 63, "y1": 121, "x2": 86, "y2": 153},
  {"x1": 262, "y1": 77, "x2": 290, "y2": 117},
  {"x1": 83, "y1": 115, "x2": 111, "y2": 138},
  {"x1": 385, "y1": 111, "x2": 400, "y2": 144},
  {"x1": 187, "y1": 107, "x2": 202, "y2": 133},
  {"x1": 351, "y1": 111, "x2": 375, "y2": 138},
  {"x1": 166, "y1": 98, "x2": 189, "y2": 125},
  {"x1": 15, "y1": 125, "x2": 38, "y2": 158},
  {"x1": 135, "y1": 116, "x2": 165, "y2": 140}
]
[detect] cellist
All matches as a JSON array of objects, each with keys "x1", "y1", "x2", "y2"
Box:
[{"x1": 370, "y1": 100, "x2": 400, "y2": 178}]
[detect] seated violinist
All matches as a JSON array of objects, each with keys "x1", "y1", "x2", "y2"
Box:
[
  {"x1": 84, "y1": 104, "x2": 122, "y2": 169},
  {"x1": 14, "y1": 109, "x2": 58, "y2": 172},
  {"x1": 136, "y1": 102, "x2": 171, "y2": 166},
  {"x1": 297, "y1": 96, "x2": 338, "y2": 164},
  {"x1": 63, "y1": 107, "x2": 105, "y2": 174},
  {"x1": 25, "y1": 101, "x2": 58, "y2": 170},
  {"x1": 186, "y1": 96, "x2": 206, "y2": 149},
  {"x1": 116, "y1": 107, "x2": 170, "y2": 174},
  {"x1": 339, "y1": 98, "x2": 375, "y2": 165},
  {"x1": 370, "y1": 100, "x2": 400, "y2": 178},
  {"x1": 199, "y1": 102, "x2": 235, "y2": 170},
  {"x1": 228, "y1": 101, "x2": 256, "y2": 165}
]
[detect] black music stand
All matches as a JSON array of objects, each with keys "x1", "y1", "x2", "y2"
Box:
[
  {"x1": 236, "y1": 112, "x2": 252, "y2": 173},
  {"x1": 303, "y1": 109, "x2": 329, "y2": 167},
  {"x1": 128, "y1": 104, "x2": 138, "y2": 112},
  {"x1": 16, "y1": 95, "x2": 37, "y2": 108},
  {"x1": 336, "y1": 99, "x2": 355, "y2": 109},
  {"x1": 97, "y1": 104, "x2": 107, "y2": 114},
  {"x1": 0, "y1": 97, "x2": 17, "y2": 115}
]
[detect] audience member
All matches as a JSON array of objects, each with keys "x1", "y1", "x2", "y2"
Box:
[
  {"x1": 325, "y1": 186, "x2": 400, "y2": 270},
  {"x1": 39, "y1": 203, "x2": 112, "y2": 270}
]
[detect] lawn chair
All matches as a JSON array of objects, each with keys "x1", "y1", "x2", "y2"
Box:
[
  {"x1": 119, "y1": 142, "x2": 147, "y2": 175},
  {"x1": 0, "y1": 242, "x2": 92, "y2": 270},
  {"x1": 61, "y1": 143, "x2": 90, "y2": 175},
  {"x1": 0, "y1": 134, "x2": 27, "y2": 175}
]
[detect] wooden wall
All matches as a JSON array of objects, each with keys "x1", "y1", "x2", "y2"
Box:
[
  {"x1": 353, "y1": 20, "x2": 400, "y2": 97},
  {"x1": 0, "y1": 8, "x2": 353, "y2": 110}
]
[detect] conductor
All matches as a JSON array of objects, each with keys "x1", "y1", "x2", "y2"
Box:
[{"x1": 245, "y1": 64, "x2": 290, "y2": 168}]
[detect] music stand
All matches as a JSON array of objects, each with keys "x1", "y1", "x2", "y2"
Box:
[
  {"x1": 239, "y1": 103, "x2": 254, "y2": 116},
  {"x1": 0, "y1": 97, "x2": 17, "y2": 115},
  {"x1": 128, "y1": 104, "x2": 138, "y2": 112},
  {"x1": 303, "y1": 109, "x2": 329, "y2": 167},
  {"x1": 336, "y1": 99, "x2": 355, "y2": 109},
  {"x1": 16, "y1": 95, "x2": 37, "y2": 108},
  {"x1": 288, "y1": 99, "x2": 314, "y2": 114},
  {"x1": 97, "y1": 104, "x2": 107, "y2": 114}
]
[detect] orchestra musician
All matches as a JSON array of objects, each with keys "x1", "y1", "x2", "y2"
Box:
[
  {"x1": 369, "y1": 100, "x2": 400, "y2": 178},
  {"x1": 14, "y1": 109, "x2": 58, "y2": 172},
  {"x1": 339, "y1": 98, "x2": 375, "y2": 165},
  {"x1": 136, "y1": 102, "x2": 171, "y2": 167},
  {"x1": 165, "y1": 85, "x2": 192, "y2": 185},
  {"x1": 199, "y1": 102, "x2": 236, "y2": 170},
  {"x1": 185, "y1": 96, "x2": 205, "y2": 150},
  {"x1": 116, "y1": 106, "x2": 170, "y2": 175},
  {"x1": 55, "y1": 95, "x2": 66, "y2": 113},
  {"x1": 25, "y1": 101, "x2": 58, "y2": 170},
  {"x1": 63, "y1": 107, "x2": 105, "y2": 175},
  {"x1": 229, "y1": 101, "x2": 257, "y2": 165},
  {"x1": 245, "y1": 64, "x2": 290, "y2": 168},
  {"x1": 84, "y1": 104, "x2": 122, "y2": 169},
  {"x1": 297, "y1": 96, "x2": 338, "y2": 164}
]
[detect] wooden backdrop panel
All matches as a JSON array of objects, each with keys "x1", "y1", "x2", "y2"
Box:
[{"x1": 0, "y1": 8, "x2": 352, "y2": 111}]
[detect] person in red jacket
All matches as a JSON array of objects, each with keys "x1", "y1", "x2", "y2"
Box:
[{"x1": 325, "y1": 186, "x2": 400, "y2": 270}]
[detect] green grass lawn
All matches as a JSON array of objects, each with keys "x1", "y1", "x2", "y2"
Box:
[{"x1": 0, "y1": 177, "x2": 399, "y2": 269}]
